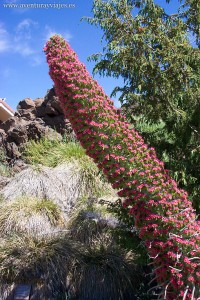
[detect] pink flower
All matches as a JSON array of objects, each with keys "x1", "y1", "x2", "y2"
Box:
[
  {"x1": 188, "y1": 275, "x2": 195, "y2": 282},
  {"x1": 45, "y1": 35, "x2": 200, "y2": 299}
]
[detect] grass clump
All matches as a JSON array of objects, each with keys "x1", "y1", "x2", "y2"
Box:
[
  {"x1": 77, "y1": 158, "x2": 115, "y2": 198},
  {"x1": 22, "y1": 137, "x2": 115, "y2": 198},
  {"x1": 22, "y1": 138, "x2": 86, "y2": 168},
  {"x1": 68, "y1": 232, "x2": 144, "y2": 300},
  {"x1": 0, "y1": 233, "x2": 79, "y2": 298},
  {"x1": 0, "y1": 231, "x2": 145, "y2": 299},
  {"x1": 0, "y1": 150, "x2": 11, "y2": 177},
  {"x1": 68, "y1": 209, "x2": 108, "y2": 245},
  {"x1": 66, "y1": 200, "x2": 152, "y2": 299},
  {"x1": 0, "y1": 197, "x2": 64, "y2": 237},
  {"x1": 67, "y1": 196, "x2": 119, "y2": 245},
  {"x1": 0, "y1": 195, "x2": 152, "y2": 299}
]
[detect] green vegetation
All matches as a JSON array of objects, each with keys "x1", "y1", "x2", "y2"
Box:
[
  {"x1": 69, "y1": 198, "x2": 148, "y2": 267},
  {"x1": 68, "y1": 233, "x2": 145, "y2": 300},
  {"x1": 0, "y1": 193, "x2": 151, "y2": 299},
  {"x1": 23, "y1": 137, "x2": 86, "y2": 168},
  {"x1": 0, "y1": 149, "x2": 11, "y2": 177},
  {"x1": 0, "y1": 197, "x2": 64, "y2": 237},
  {"x1": 22, "y1": 137, "x2": 114, "y2": 198},
  {"x1": 86, "y1": 0, "x2": 200, "y2": 211},
  {"x1": 0, "y1": 233, "x2": 78, "y2": 287},
  {"x1": 0, "y1": 137, "x2": 151, "y2": 298}
]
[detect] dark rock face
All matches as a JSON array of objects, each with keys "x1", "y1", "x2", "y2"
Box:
[
  {"x1": 0, "y1": 88, "x2": 73, "y2": 171},
  {"x1": 17, "y1": 98, "x2": 36, "y2": 111},
  {"x1": 0, "y1": 117, "x2": 17, "y2": 132}
]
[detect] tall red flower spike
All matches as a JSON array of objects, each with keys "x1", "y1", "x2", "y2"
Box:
[{"x1": 44, "y1": 35, "x2": 200, "y2": 299}]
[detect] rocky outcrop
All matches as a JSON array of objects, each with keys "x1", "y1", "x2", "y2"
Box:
[{"x1": 0, "y1": 88, "x2": 73, "y2": 169}]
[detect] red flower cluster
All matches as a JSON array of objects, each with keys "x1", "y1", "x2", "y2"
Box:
[{"x1": 44, "y1": 35, "x2": 200, "y2": 299}]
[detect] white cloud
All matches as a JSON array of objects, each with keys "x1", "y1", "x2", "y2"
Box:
[
  {"x1": 16, "y1": 19, "x2": 38, "y2": 31},
  {"x1": 63, "y1": 32, "x2": 73, "y2": 41},
  {"x1": 0, "y1": 21, "x2": 43, "y2": 66},
  {"x1": 0, "y1": 20, "x2": 38, "y2": 56},
  {"x1": 15, "y1": 18, "x2": 38, "y2": 41},
  {"x1": 44, "y1": 25, "x2": 72, "y2": 42},
  {"x1": 14, "y1": 19, "x2": 38, "y2": 57},
  {"x1": 0, "y1": 24, "x2": 10, "y2": 53},
  {"x1": 45, "y1": 26, "x2": 57, "y2": 41},
  {"x1": 31, "y1": 55, "x2": 43, "y2": 66},
  {"x1": 0, "y1": 21, "x2": 72, "y2": 67},
  {"x1": 15, "y1": 43, "x2": 35, "y2": 56}
]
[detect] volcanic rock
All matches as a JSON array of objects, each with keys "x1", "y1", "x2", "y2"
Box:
[{"x1": 0, "y1": 88, "x2": 73, "y2": 170}]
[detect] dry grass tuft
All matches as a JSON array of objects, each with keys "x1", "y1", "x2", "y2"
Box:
[
  {"x1": 68, "y1": 232, "x2": 141, "y2": 300},
  {"x1": 22, "y1": 137, "x2": 115, "y2": 199},
  {"x1": 68, "y1": 209, "x2": 109, "y2": 245},
  {"x1": 0, "y1": 162, "x2": 115, "y2": 220},
  {"x1": 0, "y1": 150, "x2": 11, "y2": 177},
  {"x1": 0, "y1": 234, "x2": 81, "y2": 298},
  {"x1": 0, "y1": 200, "x2": 150, "y2": 299},
  {"x1": 65, "y1": 199, "x2": 149, "y2": 299},
  {"x1": 68, "y1": 201, "x2": 119, "y2": 246},
  {"x1": 0, "y1": 197, "x2": 65, "y2": 237}
]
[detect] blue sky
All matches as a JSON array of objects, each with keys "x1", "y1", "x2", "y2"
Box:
[{"x1": 0, "y1": 0, "x2": 180, "y2": 110}]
